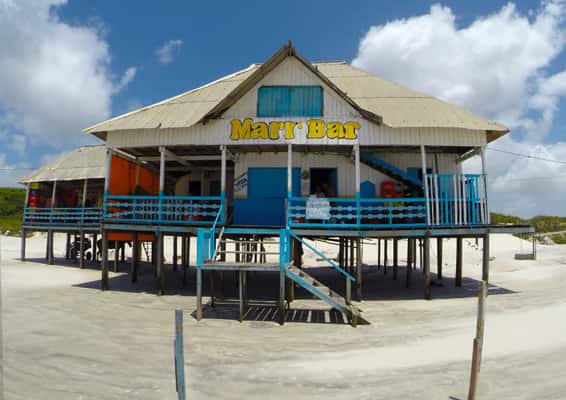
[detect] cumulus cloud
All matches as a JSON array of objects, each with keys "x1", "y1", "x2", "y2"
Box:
[
  {"x1": 156, "y1": 39, "x2": 183, "y2": 64},
  {"x1": 353, "y1": 1, "x2": 566, "y2": 217},
  {"x1": 0, "y1": 0, "x2": 136, "y2": 149}
]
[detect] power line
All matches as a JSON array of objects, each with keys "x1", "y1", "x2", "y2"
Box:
[{"x1": 487, "y1": 147, "x2": 566, "y2": 165}]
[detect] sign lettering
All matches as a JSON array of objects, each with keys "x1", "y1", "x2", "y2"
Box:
[{"x1": 230, "y1": 118, "x2": 360, "y2": 141}]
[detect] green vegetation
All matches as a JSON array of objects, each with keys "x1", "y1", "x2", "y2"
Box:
[
  {"x1": 0, "y1": 188, "x2": 25, "y2": 235},
  {"x1": 491, "y1": 212, "x2": 566, "y2": 243}
]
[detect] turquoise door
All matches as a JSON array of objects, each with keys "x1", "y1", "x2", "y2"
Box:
[{"x1": 234, "y1": 167, "x2": 301, "y2": 226}]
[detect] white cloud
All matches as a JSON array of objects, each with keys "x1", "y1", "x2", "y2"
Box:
[
  {"x1": 156, "y1": 39, "x2": 183, "y2": 65},
  {"x1": 0, "y1": 0, "x2": 136, "y2": 150},
  {"x1": 353, "y1": 1, "x2": 566, "y2": 217}
]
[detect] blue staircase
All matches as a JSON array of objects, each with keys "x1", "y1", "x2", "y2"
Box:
[{"x1": 360, "y1": 152, "x2": 423, "y2": 190}]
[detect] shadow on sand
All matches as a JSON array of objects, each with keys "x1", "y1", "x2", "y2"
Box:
[{"x1": 22, "y1": 257, "x2": 516, "y2": 324}]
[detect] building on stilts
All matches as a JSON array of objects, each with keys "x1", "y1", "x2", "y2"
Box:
[{"x1": 28, "y1": 43, "x2": 534, "y2": 326}]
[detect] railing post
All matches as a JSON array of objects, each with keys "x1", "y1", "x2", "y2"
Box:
[
  {"x1": 220, "y1": 145, "x2": 227, "y2": 225},
  {"x1": 159, "y1": 146, "x2": 166, "y2": 222},
  {"x1": 420, "y1": 144, "x2": 430, "y2": 226},
  {"x1": 354, "y1": 144, "x2": 361, "y2": 227}
]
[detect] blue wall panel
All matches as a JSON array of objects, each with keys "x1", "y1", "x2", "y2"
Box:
[{"x1": 234, "y1": 167, "x2": 301, "y2": 226}]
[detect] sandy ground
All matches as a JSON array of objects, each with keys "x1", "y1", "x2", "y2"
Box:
[{"x1": 1, "y1": 232, "x2": 566, "y2": 399}]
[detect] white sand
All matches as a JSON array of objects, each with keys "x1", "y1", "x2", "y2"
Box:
[{"x1": 1, "y1": 232, "x2": 566, "y2": 399}]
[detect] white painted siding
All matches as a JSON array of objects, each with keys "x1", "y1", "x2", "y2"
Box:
[{"x1": 105, "y1": 57, "x2": 487, "y2": 149}]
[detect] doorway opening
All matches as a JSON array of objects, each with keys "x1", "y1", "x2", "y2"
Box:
[{"x1": 310, "y1": 168, "x2": 337, "y2": 197}]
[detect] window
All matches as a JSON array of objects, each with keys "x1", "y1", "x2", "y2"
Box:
[{"x1": 257, "y1": 86, "x2": 323, "y2": 117}]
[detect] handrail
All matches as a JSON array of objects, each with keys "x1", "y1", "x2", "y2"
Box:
[{"x1": 288, "y1": 230, "x2": 355, "y2": 282}]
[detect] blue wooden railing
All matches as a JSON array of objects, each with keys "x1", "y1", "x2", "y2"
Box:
[
  {"x1": 287, "y1": 197, "x2": 428, "y2": 229},
  {"x1": 23, "y1": 207, "x2": 103, "y2": 228},
  {"x1": 104, "y1": 195, "x2": 224, "y2": 226},
  {"x1": 287, "y1": 173, "x2": 488, "y2": 229},
  {"x1": 426, "y1": 174, "x2": 488, "y2": 226}
]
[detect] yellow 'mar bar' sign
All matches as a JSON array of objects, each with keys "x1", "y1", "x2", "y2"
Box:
[{"x1": 230, "y1": 119, "x2": 360, "y2": 141}]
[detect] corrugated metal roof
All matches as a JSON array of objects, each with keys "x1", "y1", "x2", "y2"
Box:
[
  {"x1": 84, "y1": 65, "x2": 260, "y2": 135},
  {"x1": 18, "y1": 145, "x2": 106, "y2": 184},
  {"x1": 83, "y1": 45, "x2": 508, "y2": 139}
]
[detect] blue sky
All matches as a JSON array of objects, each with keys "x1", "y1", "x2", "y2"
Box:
[{"x1": 1, "y1": 0, "x2": 565, "y2": 217}]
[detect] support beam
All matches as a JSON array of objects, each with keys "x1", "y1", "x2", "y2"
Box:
[
  {"x1": 92, "y1": 233, "x2": 98, "y2": 262},
  {"x1": 456, "y1": 237, "x2": 463, "y2": 287},
  {"x1": 132, "y1": 232, "x2": 139, "y2": 283},
  {"x1": 393, "y1": 238, "x2": 398, "y2": 280},
  {"x1": 480, "y1": 146, "x2": 490, "y2": 224},
  {"x1": 196, "y1": 267, "x2": 202, "y2": 320},
  {"x1": 482, "y1": 233, "x2": 490, "y2": 283},
  {"x1": 113, "y1": 240, "x2": 119, "y2": 272},
  {"x1": 20, "y1": 228, "x2": 26, "y2": 262},
  {"x1": 287, "y1": 143, "x2": 293, "y2": 197},
  {"x1": 437, "y1": 237, "x2": 443, "y2": 280},
  {"x1": 406, "y1": 238, "x2": 412, "y2": 288},
  {"x1": 377, "y1": 239, "x2": 381, "y2": 269},
  {"x1": 383, "y1": 239, "x2": 388, "y2": 275},
  {"x1": 356, "y1": 238, "x2": 362, "y2": 301},
  {"x1": 101, "y1": 229, "x2": 109, "y2": 290},
  {"x1": 79, "y1": 230, "x2": 85, "y2": 269},
  {"x1": 279, "y1": 267, "x2": 286, "y2": 325},
  {"x1": 424, "y1": 234, "x2": 431, "y2": 300},
  {"x1": 156, "y1": 232, "x2": 164, "y2": 295},
  {"x1": 420, "y1": 144, "x2": 430, "y2": 225},
  {"x1": 239, "y1": 270, "x2": 246, "y2": 322},
  {"x1": 47, "y1": 230, "x2": 54, "y2": 265},
  {"x1": 159, "y1": 146, "x2": 166, "y2": 196},
  {"x1": 173, "y1": 235, "x2": 178, "y2": 271}
]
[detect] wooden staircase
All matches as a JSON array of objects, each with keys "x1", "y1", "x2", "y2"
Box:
[{"x1": 285, "y1": 264, "x2": 367, "y2": 326}]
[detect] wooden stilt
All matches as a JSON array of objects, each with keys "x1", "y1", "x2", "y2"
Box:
[
  {"x1": 196, "y1": 267, "x2": 202, "y2": 320},
  {"x1": 413, "y1": 238, "x2": 418, "y2": 270},
  {"x1": 279, "y1": 267, "x2": 285, "y2": 325},
  {"x1": 20, "y1": 228, "x2": 26, "y2": 261},
  {"x1": 437, "y1": 237, "x2": 443, "y2": 280},
  {"x1": 48, "y1": 230, "x2": 54, "y2": 265},
  {"x1": 406, "y1": 238, "x2": 412, "y2": 288},
  {"x1": 79, "y1": 230, "x2": 85, "y2": 269},
  {"x1": 65, "y1": 233, "x2": 71, "y2": 260},
  {"x1": 419, "y1": 238, "x2": 423, "y2": 271},
  {"x1": 113, "y1": 240, "x2": 118, "y2": 272},
  {"x1": 92, "y1": 233, "x2": 97, "y2": 262},
  {"x1": 239, "y1": 270, "x2": 245, "y2": 322},
  {"x1": 173, "y1": 235, "x2": 178, "y2": 271},
  {"x1": 120, "y1": 243, "x2": 125, "y2": 262},
  {"x1": 156, "y1": 232, "x2": 164, "y2": 295},
  {"x1": 101, "y1": 229, "x2": 109, "y2": 290},
  {"x1": 393, "y1": 238, "x2": 398, "y2": 280},
  {"x1": 377, "y1": 239, "x2": 381, "y2": 269},
  {"x1": 356, "y1": 238, "x2": 362, "y2": 301},
  {"x1": 456, "y1": 237, "x2": 463, "y2": 287},
  {"x1": 482, "y1": 233, "x2": 490, "y2": 284},
  {"x1": 44, "y1": 231, "x2": 49, "y2": 261},
  {"x1": 349, "y1": 238, "x2": 355, "y2": 275},
  {"x1": 383, "y1": 238, "x2": 388, "y2": 275},
  {"x1": 210, "y1": 271, "x2": 216, "y2": 307},
  {"x1": 424, "y1": 234, "x2": 431, "y2": 300},
  {"x1": 132, "y1": 232, "x2": 139, "y2": 283}
]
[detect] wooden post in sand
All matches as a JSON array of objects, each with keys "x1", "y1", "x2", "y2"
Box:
[
  {"x1": 383, "y1": 238, "x2": 388, "y2": 275},
  {"x1": 101, "y1": 229, "x2": 109, "y2": 290},
  {"x1": 393, "y1": 238, "x2": 398, "y2": 280},
  {"x1": 436, "y1": 237, "x2": 443, "y2": 280},
  {"x1": 456, "y1": 237, "x2": 463, "y2": 287},
  {"x1": 424, "y1": 233, "x2": 431, "y2": 300},
  {"x1": 131, "y1": 232, "x2": 139, "y2": 283},
  {"x1": 468, "y1": 280, "x2": 487, "y2": 400}
]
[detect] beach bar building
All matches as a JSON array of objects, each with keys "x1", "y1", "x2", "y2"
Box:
[
  {"x1": 19, "y1": 146, "x2": 106, "y2": 266},
  {"x1": 80, "y1": 43, "x2": 531, "y2": 325}
]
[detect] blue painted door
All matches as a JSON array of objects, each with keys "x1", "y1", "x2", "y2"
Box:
[{"x1": 234, "y1": 167, "x2": 301, "y2": 226}]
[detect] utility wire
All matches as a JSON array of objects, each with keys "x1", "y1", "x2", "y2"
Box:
[{"x1": 487, "y1": 147, "x2": 566, "y2": 165}]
